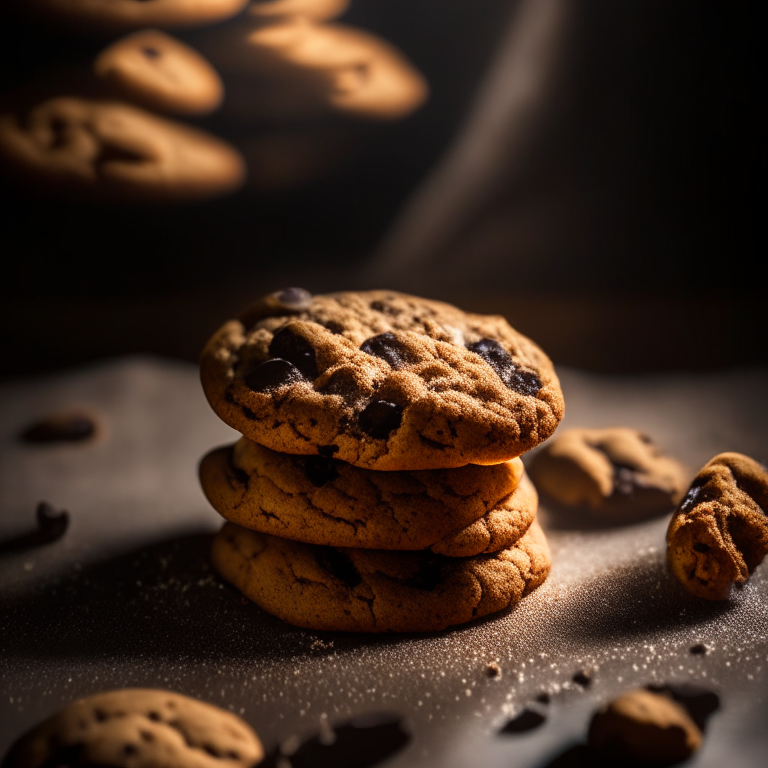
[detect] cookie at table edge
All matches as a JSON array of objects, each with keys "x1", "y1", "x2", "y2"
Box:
[{"x1": 199, "y1": 289, "x2": 564, "y2": 471}]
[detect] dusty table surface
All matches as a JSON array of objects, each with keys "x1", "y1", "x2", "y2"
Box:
[{"x1": 1, "y1": 357, "x2": 766, "y2": 767}]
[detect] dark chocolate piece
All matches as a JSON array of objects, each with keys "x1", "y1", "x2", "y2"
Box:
[
  {"x1": 269, "y1": 327, "x2": 318, "y2": 380},
  {"x1": 360, "y1": 333, "x2": 414, "y2": 369},
  {"x1": 36, "y1": 501, "x2": 69, "y2": 542},
  {"x1": 500, "y1": 708, "x2": 547, "y2": 734},
  {"x1": 245, "y1": 359, "x2": 304, "y2": 392},
  {"x1": 302, "y1": 457, "x2": 340, "y2": 488},
  {"x1": 358, "y1": 401, "x2": 403, "y2": 439},
  {"x1": 467, "y1": 338, "x2": 541, "y2": 396}
]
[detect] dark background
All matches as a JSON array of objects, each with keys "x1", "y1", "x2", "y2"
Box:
[{"x1": 0, "y1": 1, "x2": 759, "y2": 377}]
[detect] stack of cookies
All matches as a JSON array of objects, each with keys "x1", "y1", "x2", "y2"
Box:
[{"x1": 198, "y1": 289, "x2": 565, "y2": 633}]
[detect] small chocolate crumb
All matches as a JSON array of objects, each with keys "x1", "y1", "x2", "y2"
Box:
[
  {"x1": 500, "y1": 708, "x2": 546, "y2": 734},
  {"x1": 535, "y1": 692, "x2": 551, "y2": 705},
  {"x1": 690, "y1": 643, "x2": 707, "y2": 655},
  {"x1": 245, "y1": 358, "x2": 304, "y2": 392},
  {"x1": 36, "y1": 501, "x2": 69, "y2": 542},
  {"x1": 20, "y1": 413, "x2": 96, "y2": 443},
  {"x1": 486, "y1": 663, "x2": 501, "y2": 678},
  {"x1": 358, "y1": 400, "x2": 403, "y2": 439},
  {"x1": 573, "y1": 670, "x2": 593, "y2": 687}
]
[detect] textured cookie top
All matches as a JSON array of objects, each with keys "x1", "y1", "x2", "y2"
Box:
[
  {"x1": 212, "y1": 520, "x2": 551, "y2": 633},
  {"x1": 199, "y1": 439, "x2": 534, "y2": 556},
  {"x1": 528, "y1": 427, "x2": 688, "y2": 519},
  {"x1": 667, "y1": 451, "x2": 768, "y2": 600},
  {"x1": 200, "y1": 289, "x2": 564, "y2": 471},
  {"x1": 1, "y1": 688, "x2": 263, "y2": 768}
]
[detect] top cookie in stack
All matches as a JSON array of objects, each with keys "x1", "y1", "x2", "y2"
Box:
[{"x1": 200, "y1": 288, "x2": 564, "y2": 471}]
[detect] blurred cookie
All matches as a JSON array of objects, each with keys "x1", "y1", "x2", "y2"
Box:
[
  {"x1": 528, "y1": 427, "x2": 688, "y2": 520},
  {"x1": 588, "y1": 688, "x2": 702, "y2": 765},
  {"x1": 198, "y1": 18, "x2": 427, "y2": 120},
  {"x1": 211, "y1": 519, "x2": 551, "y2": 632},
  {"x1": 94, "y1": 30, "x2": 224, "y2": 115},
  {"x1": 667, "y1": 451, "x2": 768, "y2": 600},
  {"x1": 199, "y1": 289, "x2": 564, "y2": 471},
  {"x1": 22, "y1": 0, "x2": 250, "y2": 32},
  {"x1": 248, "y1": 0, "x2": 349, "y2": 21},
  {"x1": 2, "y1": 688, "x2": 263, "y2": 768},
  {"x1": 200, "y1": 439, "x2": 534, "y2": 556},
  {"x1": 0, "y1": 97, "x2": 245, "y2": 201}
]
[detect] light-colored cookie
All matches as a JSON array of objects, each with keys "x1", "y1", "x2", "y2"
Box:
[
  {"x1": 588, "y1": 688, "x2": 702, "y2": 764},
  {"x1": 95, "y1": 30, "x2": 224, "y2": 115},
  {"x1": 1, "y1": 688, "x2": 263, "y2": 768},
  {"x1": 21, "y1": 0, "x2": 250, "y2": 32},
  {"x1": 197, "y1": 18, "x2": 427, "y2": 120},
  {"x1": 211, "y1": 519, "x2": 551, "y2": 633},
  {"x1": 0, "y1": 97, "x2": 245, "y2": 201},
  {"x1": 248, "y1": 0, "x2": 349, "y2": 21},
  {"x1": 528, "y1": 427, "x2": 688, "y2": 520},
  {"x1": 200, "y1": 438, "x2": 534, "y2": 556},
  {"x1": 199, "y1": 289, "x2": 564, "y2": 471},
  {"x1": 667, "y1": 451, "x2": 768, "y2": 600}
]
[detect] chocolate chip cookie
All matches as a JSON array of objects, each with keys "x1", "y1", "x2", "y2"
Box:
[
  {"x1": 528, "y1": 427, "x2": 688, "y2": 520},
  {"x1": 667, "y1": 451, "x2": 768, "y2": 600},
  {"x1": 199, "y1": 289, "x2": 564, "y2": 471},
  {"x1": 200, "y1": 438, "x2": 536, "y2": 556},
  {"x1": 211, "y1": 519, "x2": 551, "y2": 633},
  {"x1": 95, "y1": 30, "x2": 224, "y2": 115},
  {"x1": 0, "y1": 97, "x2": 245, "y2": 201},
  {"x1": 1, "y1": 688, "x2": 263, "y2": 768}
]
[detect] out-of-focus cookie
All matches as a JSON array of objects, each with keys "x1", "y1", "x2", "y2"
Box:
[
  {"x1": 199, "y1": 289, "x2": 564, "y2": 471},
  {"x1": 211, "y1": 519, "x2": 551, "y2": 633},
  {"x1": 667, "y1": 451, "x2": 768, "y2": 600},
  {"x1": 198, "y1": 18, "x2": 427, "y2": 120},
  {"x1": 200, "y1": 439, "x2": 535, "y2": 556},
  {"x1": 0, "y1": 97, "x2": 245, "y2": 201},
  {"x1": 94, "y1": 30, "x2": 224, "y2": 115},
  {"x1": 21, "y1": 0, "x2": 250, "y2": 32},
  {"x1": 248, "y1": 0, "x2": 349, "y2": 21},
  {"x1": 1, "y1": 688, "x2": 263, "y2": 768},
  {"x1": 528, "y1": 427, "x2": 688, "y2": 520},
  {"x1": 588, "y1": 688, "x2": 702, "y2": 765}
]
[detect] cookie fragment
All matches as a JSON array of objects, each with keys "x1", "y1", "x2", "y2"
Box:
[
  {"x1": 1, "y1": 688, "x2": 264, "y2": 768},
  {"x1": 528, "y1": 427, "x2": 688, "y2": 520},
  {"x1": 20, "y1": 411, "x2": 97, "y2": 443},
  {"x1": 587, "y1": 688, "x2": 702, "y2": 765},
  {"x1": 667, "y1": 452, "x2": 768, "y2": 600}
]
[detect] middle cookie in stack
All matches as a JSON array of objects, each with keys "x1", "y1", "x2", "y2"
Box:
[{"x1": 199, "y1": 289, "x2": 565, "y2": 633}]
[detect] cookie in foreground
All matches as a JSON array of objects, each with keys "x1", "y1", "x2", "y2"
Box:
[
  {"x1": 211, "y1": 519, "x2": 551, "y2": 633},
  {"x1": 200, "y1": 439, "x2": 535, "y2": 556},
  {"x1": 200, "y1": 288, "x2": 564, "y2": 471},
  {"x1": 667, "y1": 451, "x2": 768, "y2": 600},
  {"x1": 528, "y1": 427, "x2": 688, "y2": 520},
  {"x1": 1, "y1": 688, "x2": 263, "y2": 768}
]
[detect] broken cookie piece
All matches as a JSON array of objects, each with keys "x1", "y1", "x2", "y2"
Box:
[
  {"x1": 667, "y1": 451, "x2": 768, "y2": 600},
  {"x1": 528, "y1": 427, "x2": 688, "y2": 521}
]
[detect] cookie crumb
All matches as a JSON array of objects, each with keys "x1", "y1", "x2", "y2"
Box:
[
  {"x1": 21, "y1": 412, "x2": 97, "y2": 443},
  {"x1": 36, "y1": 501, "x2": 69, "y2": 542},
  {"x1": 690, "y1": 643, "x2": 707, "y2": 655},
  {"x1": 499, "y1": 707, "x2": 546, "y2": 734},
  {"x1": 573, "y1": 669, "x2": 593, "y2": 687},
  {"x1": 534, "y1": 692, "x2": 551, "y2": 705},
  {"x1": 486, "y1": 662, "x2": 501, "y2": 678}
]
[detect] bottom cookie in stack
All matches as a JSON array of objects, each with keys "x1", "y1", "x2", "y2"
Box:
[{"x1": 200, "y1": 438, "x2": 551, "y2": 632}]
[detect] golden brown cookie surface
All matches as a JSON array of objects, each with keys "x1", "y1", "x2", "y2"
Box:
[
  {"x1": 528, "y1": 427, "x2": 688, "y2": 520},
  {"x1": 2, "y1": 688, "x2": 263, "y2": 768},
  {"x1": 0, "y1": 97, "x2": 245, "y2": 201},
  {"x1": 95, "y1": 30, "x2": 224, "y2": 115},
  {"x1": 200, "y1": 289, "x2": 564, "y2": 471},
  {"x1": 211, "y1": 520, "x2": 551, "y2": 633},
  {"x1": 200, "y1": 439, "x2": 534, "y2": 556},
  {"x1": 667, "y1": 451, "x2": 768, "y2": 600}
]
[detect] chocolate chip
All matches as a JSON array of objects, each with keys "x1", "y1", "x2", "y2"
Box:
[
  {"x1": 315, "y1": 548, "x2": 362, "y2": 589},
  {"x1": 275, "y1": 287, "x2": 312, "y2": 311},
  {"x1": 690, "y1": 643, "x2": 707, "y2": 655},
  {"x1": 142, "y1": 46, "x2": 161, "y2": 58},
  {"x1": 303, "y1": 457, "x2": 339, "y2": 487},
  {"x1": 320, "y1": 370, "x2": 361, "y2": 402},
  {"x1": 467, "y1": 338, "x2": 541, "y2": 396},
  {"x1": 36, "y1": 501, "x2": 69, "y2": 542},
  {"x1": 358, "y1": 401, "x2": 403, "y2": 439},
  {"x1": 360, "y1": 332, "x2": 414, "y2": 369},
  {"x1": 573, "y1": 670, "x2": 593, "y2": 687},
  {"x1": 500, "y1": 708, "x2": 547, "y2": 734},
  {"x1": 20, "y1": 413, "x2": 96, "y2": 443},
  {"x1": 679, "y1": 476, "x2": 707, "y2": 513},
  {"x1": 245, "y1": 359, "x2": 304, "y2": 392},
  {"x1": 269, "y1": 327, "x2": 318, "y2": 380},
  {"x1": 535, "y1": 693, "x2": 551, "y2": 705}
]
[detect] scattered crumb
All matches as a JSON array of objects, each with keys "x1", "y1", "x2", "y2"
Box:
[{"x1": 486, "y1": 663, "x2": 501, "y2": 678}]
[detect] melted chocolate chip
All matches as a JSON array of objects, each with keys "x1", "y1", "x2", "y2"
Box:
[
  {"x1": 358, "y1": 401, "x2": 403, "y2": 439},
  {"x1": 613, "y1": 465, "x2": 639, "y2": 495},
  {"x1": 500, "y1": 708, "x2": 547, "y2": 734},
  {"x1": 275, "y1": 287, "x2": 312, "y2": 310},
  {"x1": 20, "y1": 414, "x2": 96, "y2": 443},
  {"x1": 36, "y1": 501, "x2": 69, "y2": 542},
  {"x1": 269, "y1": 327, "x2": 318, "y2": 380},
  {"x1": 360, "y1": 333, "x2": 414, "y2": 369},
  {"x1": 142, "y1": 46, "x2": 161, "y2": 58},
  {"x1": 467, "y1": 338, "x2": 541, "y2": 396},
  {"x1": 315, "y1": 548, "x2": 362, "y2": 589},
  {"x1": 303, "y1": 456, "x2": 340, "y2": 487},
  {"x1": 679, "y1": 476, "x2": 707, "y2": 513},
  {"x1": 245, "y1": 359, "x2": 304, "y2": 392}
]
